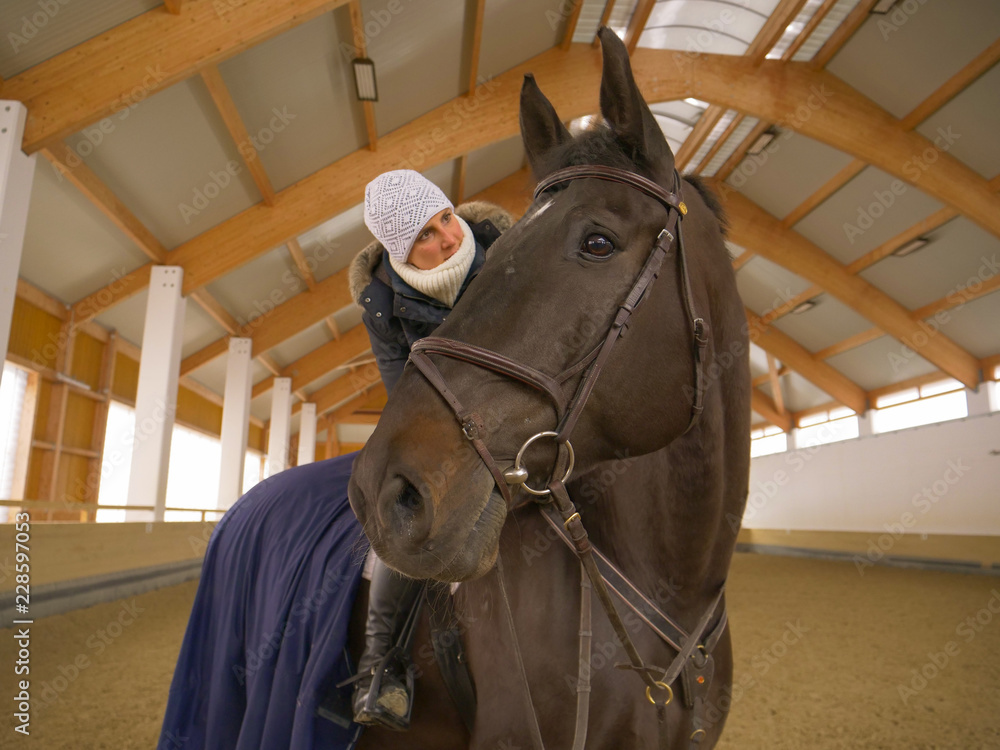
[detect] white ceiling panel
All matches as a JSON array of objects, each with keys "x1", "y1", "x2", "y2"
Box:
[
  {"x1": 180, "y1": 301, "x2": 226, "y2": 360},
  {"x1": 826, "y1": 0, "x2": 1000, "y2": 119},
  {"x1": 725, "y1": 131, "x2": 857, "y2": 220},
  {"x1": 304, "y1": 367, "x2": 351, "y2": 396},
  {"x1": 824, "y1": 334, "x2": 939, "y2": 392},
  {"x1": 859, "y1": 217, "x2": 1000, "y2": 311},
  {"x1": 478, "y1": 0, "x2": 565, "y2": 81},
  {"x1": 572, "y1": 0, "x2": 633, "y2": 43},
  {"x1": 425, "y1": 160, "x2": 461, "y2": 205},
  {"x1": 20, "y1": 157, "x2": 150, "y2": 305},
  {"x1": 364, "y1": 0, "x2": 467, "y2": 136},
  {"x1": 205, "y1": 247, "x2": 300, "y2": 327},
  {"x1": 186, "y1": 355, "x2": 230, "y2": 398},
  {"x1": 793, "y1": 166, "x2": 945, "y2": 265},
  {"x1": 736, "y1": 255, "x2": 814, "y2": 317},
  {"x1": 639, "y1": 0, "x2": 779, "y2": 53},
  {"x1": 748, "y1": 342, "x2": 771, "y2": 380},
  {"x1": 781, "y1": 371, "x2": 835, "y2": 413},
  {"x1": 64, "y1": 77, "x2": 262, "y2": 249},
  {"x1": 267, "y1": 321, "x2": 334, "y2": 370},
  {"x1": 251, "y1": 390, "x2": 273, "y2": 423},
  {"x1": 0, "y1": 0, "x2": 159, "y2": 78},
  {"x1": 94, "y1": 289, "x2": 149, "y2": 349},
  {"x1": 771, "y1": 295, "x2": 873, "y2": 354},
  {"x1": 217, "y1": 11, "x2": 366, "y2": 192},
  {"x1": 333, "y1": 305, "x2": 365, "y2": 335},
  {"x1": 930, "y1": 292, "x2": 1000, "y2": 361},
  {"x1": 915, "y1": 62, "x2": 1000, "y2": 181},
  {"x1": 299, "y1": 203, "x2": 370, "y2": 283},
  {"x1": 465, "y1": 135, "x2": 525, "y2": 198}
]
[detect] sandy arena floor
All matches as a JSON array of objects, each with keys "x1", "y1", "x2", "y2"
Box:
[{"x1": 3, "y1": 553, "x2": 999, "y2": 749}]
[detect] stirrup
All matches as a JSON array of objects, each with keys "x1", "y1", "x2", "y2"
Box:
[{"x1": 354, "y1": 646, "x2": 415, "y2": 731}]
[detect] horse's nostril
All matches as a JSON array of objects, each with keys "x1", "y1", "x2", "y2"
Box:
[{"x1": 398, "y1": 481, "x2": 423, "y2": 511}]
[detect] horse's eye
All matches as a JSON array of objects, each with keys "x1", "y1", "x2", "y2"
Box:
[{"x1": 582, "y1": 234, "x2": 615, "y2": 258}]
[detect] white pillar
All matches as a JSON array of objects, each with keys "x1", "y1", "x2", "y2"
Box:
[
  {"x1": 857, "y1": 410, "x2": 875, "y2": 437},
  {"x1": 217, "y1": 337, "x2": 253, "y2": 509},
  {"x1": 0, "y1": 102, "x2": 36, "y2": 389},
  {"x1": 297, "y1": 403, "x2": 317, "y2": 465},
  {"x1": 125, "y1": 267, "x2": 186, "y2": 522},
  {"x1": 785, "y1": 427, "x2": 800, "y2": 451},
  {"x1": 966, "y1": 385, "x2": 992, "y2": 418},
  {"x1": 267, "y1": 377, "x2": 292, "y2": 475}
]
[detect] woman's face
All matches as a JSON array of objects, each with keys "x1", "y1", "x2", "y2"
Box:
[{"x1": 407, "y1": 208, "x2": 463, "y2": 270}]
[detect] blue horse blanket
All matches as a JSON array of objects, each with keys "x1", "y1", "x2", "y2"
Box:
[{"x1": 158, "y1": 453, "x2": 368, "y2": 750}]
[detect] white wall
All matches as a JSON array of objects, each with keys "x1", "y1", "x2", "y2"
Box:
[{"x1": 744, "y1": 411, "x2": 1000, "y2": 536}]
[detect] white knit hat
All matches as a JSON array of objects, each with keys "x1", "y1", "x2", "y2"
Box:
[{"x1": 363, "y1": 170, "x2": 454, "y2": 263}]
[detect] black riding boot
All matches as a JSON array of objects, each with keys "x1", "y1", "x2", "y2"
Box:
[{"x1": 351, "y1": 557, "x2": 423, "y2": 729}]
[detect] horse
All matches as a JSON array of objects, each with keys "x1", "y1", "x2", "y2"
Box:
[{"x1": 350, "y1": 26, "x2": 750, "y2": 750}]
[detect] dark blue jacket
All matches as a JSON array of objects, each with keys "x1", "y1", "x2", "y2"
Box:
[{"x1": 348, "y1": 202, "x2": 512, "y2": 393}]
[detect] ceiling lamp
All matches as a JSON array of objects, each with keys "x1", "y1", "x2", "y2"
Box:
[
  {"x1": 792, "y1": 299, "x2": 818, "y2": 314},
  {"x1": 747, "y1": 128, "x2": 777, "y2": 155},
  {"x1": 892, "y1": 237, "x2": 930, "y2": 257},
  {"x1": 352, "y1": 58, "x2": 378, "y2": 102},
  {"x1": 870, "y1": 0, "x2": 900, "y2": 13}
]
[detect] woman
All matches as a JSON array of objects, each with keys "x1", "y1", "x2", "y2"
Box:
[
  {"x1": 345, "y1": 169, "x2": 511, "y2": 729},
  {"x1": 158, "y1": 171, "x2": 510, "y2": 749}
]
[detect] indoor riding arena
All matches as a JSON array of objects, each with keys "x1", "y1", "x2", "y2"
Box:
[{"x1": 1, "y1": 1, "x2": 998, "y2": 749}]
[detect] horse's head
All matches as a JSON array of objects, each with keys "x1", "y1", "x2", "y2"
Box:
[{"x1": 350, "y1": 28, "x2": 738, "y2": 581}]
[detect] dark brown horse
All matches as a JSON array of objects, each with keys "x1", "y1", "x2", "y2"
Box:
[{"x1": 352, "y1": 28, "x2": 749, "y2": 750}]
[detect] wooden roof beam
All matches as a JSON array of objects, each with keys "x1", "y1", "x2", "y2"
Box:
[
  {"x1": 726, "y1": 191, "x2": 981, "y2": 388},
  {"x1": 746, "y1": 308, "x2": 867, "y2": 414},
  {"x1": 4, "y1": 0, "x2": 351, "y2": 153},
  {"x1": 624, "y1": 0, "x2": 655, "y2": 55},
  {"x1": 67, "y1": 47, "x2": 1000, "y2": 323},
  {"x1": 750, "y1": 388, "x2": 792, "y2": 432},
  {"x1": 251, "y1": 325, "x2": 371, "y2": 398},
  {"x1": 200, "y1": 65, "x2": 276, "y2": 205}
]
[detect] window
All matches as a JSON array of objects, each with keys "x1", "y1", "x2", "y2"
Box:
[
  {"x1": 873, "y1": 379, "x2": 967, "y2": 434},
  {"x1": 750, "y1": 425, "x2": 787, "y2": 457},
  {"x1": 96, "y1": 401, "x2": 136, "y2": 523},
  {"x1": 163, "y1": 424, "x2": 222, "y2": 522},
  {"x1": 0, "y1": 362, "x2": 30, "y2": 523},
  {"x1": 795, "y1": 405, "x2": 859, "y2": 448}
]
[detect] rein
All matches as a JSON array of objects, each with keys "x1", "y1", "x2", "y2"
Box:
[{"x1": 409, "y1": 165, "x2": 725, "y2": 748}]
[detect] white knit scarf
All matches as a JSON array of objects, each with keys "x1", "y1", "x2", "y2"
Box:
[{"x1": 388, "y1": 215, "x2": 475, "y2": 307}]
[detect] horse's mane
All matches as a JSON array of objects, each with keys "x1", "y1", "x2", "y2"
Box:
[{"x1": 536, "y1": 124, "x2": 728, "y2": 237}]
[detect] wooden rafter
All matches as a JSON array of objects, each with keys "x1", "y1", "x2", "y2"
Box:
[
  {"x1": 163, "y1": 0, "x2": 182, "y2": 14},
  {"x1": 753, "y1": 367, "x2": 789, "y2": 388},
  {"x1": 781, "y1": 0, "x2": 839, "y2": 61},
  {"x1": 40, "y1": 141, "x2": 167, "y2": 263},
  {"x1": 456, "y1": 155, "x2": 468, "y2": 203},
  {"x1": 675, "y1": 105, "x2": 725, "y2": 171},
  {"x1": 302, "y1": 363, "x2": 382, "y2": 416},
  {"x1": 750, "y1": 388, "x2": 792, "y2": 432},
  {"x1": 325, "y1": 316, "x2": 341, "y2": 340},
  {"x1": 286, "y1": 238, "x2": 317, "y2": 291},
  {"x1": 468, "y1": 0, "x2": 487, "y2": 89},
  {"x1": 766, "y1": 353, "x2": 786, "y2": 415},
  {"x1": 561, "y1": 0, "x2": 585, "y2": 51},
  {"x1": 810, "y1": 0, "x2": 879, "y2": 69},
  {"x1": 694, "y1": 113, "x2": 743, "y2": 174},
  {"x1": 180, "y1": 264, "x2": 354, "y2": 375},
  {"x1": 745, "y1": 0, "x2": 808, "y2": 63},
  {"x1": 200, "y1": 65, "x2": 275, "y2": 205},
  {"x1": 251, "y1": 326, "x2": 370, "y2": 398},
  {"x1": 593, "y1": 1, "x2": 617, "y2": 47},
  {"x1": 5, "y1": 0, "x2": 352, "y2": 152},
  {"x1": 746, "y1": 308, "x2": 867, "y2": 414},
  {"x1": 189, "y1": 289, "x2": 240, "y2": 334},
  {"x1": 781, "y1": 159, "x2": 865, "y2": 228},
  {"x1": 63, "y1": 47, "x2": 1000, "y2": 324},
  {"x1": 347, "y1": 0, "x2": 378, "y2": 150},
  {"x1": 726, "y1": 191, "x2": 981, "y2": 388},
  {"x1": 624, "y1": 0, "x2": 656, "y2": 55}
]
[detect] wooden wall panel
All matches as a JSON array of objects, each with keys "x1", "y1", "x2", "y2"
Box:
[
  {"x1": 71, "y1": 332, "x2": 105, "y2": 390},
  {"x1": 111, "y1": 352, "x2": 139, "y2": 402},
  {"x1": 8, "y1": 297, "x2": 63, "y2": 369},
  {"x1": 248, "y1": 423, "x2": 264, "y2": 453},
  {"x1": 62, "y1": 391, "x2": 97, "y2": 449},
  {"x1": 176, "y1": 386, "x2": 223, "y2": 436}
]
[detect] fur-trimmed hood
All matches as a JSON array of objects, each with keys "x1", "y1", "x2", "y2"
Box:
[{"x1": 348, "y1": 200, "x2": 514, "y2": 305}]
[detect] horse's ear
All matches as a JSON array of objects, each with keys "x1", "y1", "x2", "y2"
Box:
[
  {"x1": 597, "y1": 27, "x2": 674, "y2": 176},
  {"x1": 520, "y1": 74, "x2": 571, "y2": 176}
]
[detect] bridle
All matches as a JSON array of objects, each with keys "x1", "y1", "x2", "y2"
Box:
[{"x1": 408, "y1": 165, "x2": 725, "y2": 749}]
